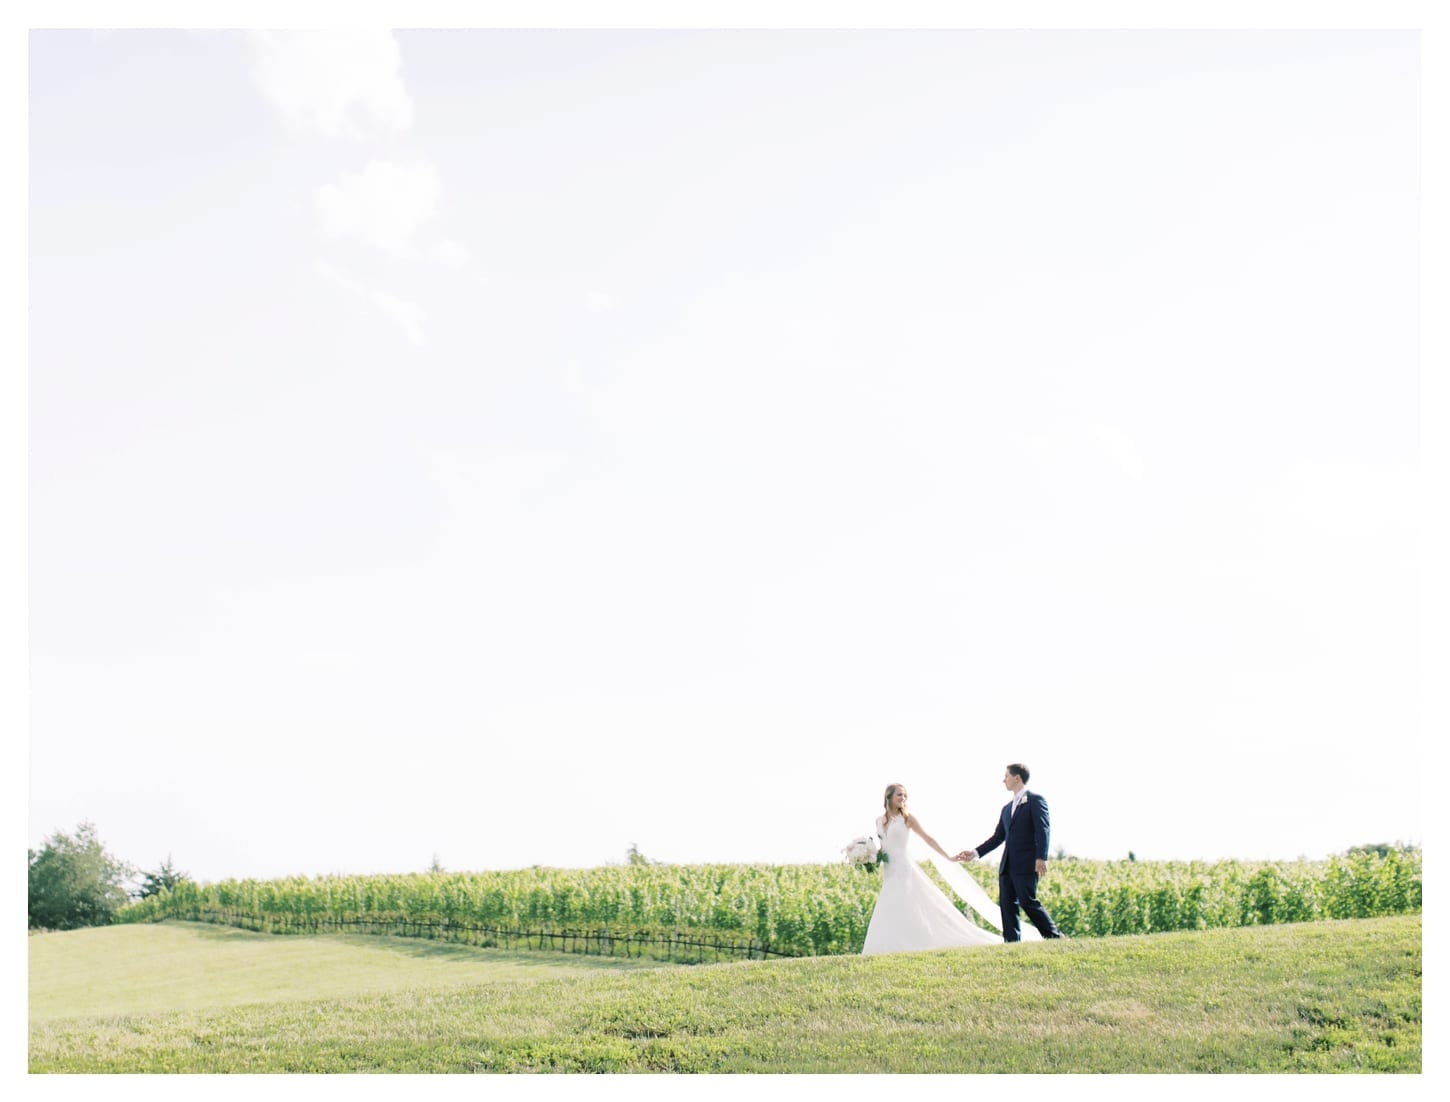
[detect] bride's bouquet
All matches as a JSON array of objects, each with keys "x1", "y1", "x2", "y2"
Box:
[{"x1": 842, "y1": 834, "x2": 888, "y2": 870}]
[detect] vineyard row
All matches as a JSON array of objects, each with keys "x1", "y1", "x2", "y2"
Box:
[{"x1": 118, "y1": 850, "x2": 1422, "y2": 958}]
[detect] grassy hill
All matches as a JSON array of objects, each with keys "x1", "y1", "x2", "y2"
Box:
[
  {"x1": 28, "y1": 919, "x2": 659, "y2": 1021},
  {"x1": 29, "y1": 915, "x2": 1420, "y2": 1073}
]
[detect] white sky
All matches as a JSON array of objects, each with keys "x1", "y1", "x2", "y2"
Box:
[{"x1": 16, "y1": 10, "x2": 1443, "y2": 895}]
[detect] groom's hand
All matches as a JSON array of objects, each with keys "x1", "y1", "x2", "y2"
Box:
[
  {"x1": 954, "y1": 850, "x2": 974, "y2": 863},
  {"x1": 1035, "y1": 858, "x2": 1047, "y2": 876}
]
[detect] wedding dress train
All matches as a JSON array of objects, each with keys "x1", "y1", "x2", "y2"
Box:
[{"x1": 860, "y1": 813, "x2": 1038, "y2": 954}]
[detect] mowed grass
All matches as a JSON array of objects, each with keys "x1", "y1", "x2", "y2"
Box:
[
  {"x1": 30, "y1": 914, "x2": 1420, "y2": 1073},
  {"x1": 29, "y1": 921, "x2": 661, "y2": 1021}
]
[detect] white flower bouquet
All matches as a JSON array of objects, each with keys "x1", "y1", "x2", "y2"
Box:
[{"x1": 842, "y1": 835, "x2": 888, "y2": 869}]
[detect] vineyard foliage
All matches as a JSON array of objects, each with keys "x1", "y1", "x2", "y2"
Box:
[{"x1": 118, "y1": 850, "x2": 1422, "y2": 958}]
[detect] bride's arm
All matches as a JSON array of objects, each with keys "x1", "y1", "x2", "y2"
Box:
[{"x1": 905, "y1": 815, "x2": 954, "y2": 861}]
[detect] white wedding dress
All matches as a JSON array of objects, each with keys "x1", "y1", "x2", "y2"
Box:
[{"x1": 860, "y1": 813, "x2": 1014, "y2": 954}]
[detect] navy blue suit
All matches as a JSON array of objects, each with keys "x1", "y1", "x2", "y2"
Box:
[{"x1": 973, "y1": 791, "x2": 1062, "y2": 941}]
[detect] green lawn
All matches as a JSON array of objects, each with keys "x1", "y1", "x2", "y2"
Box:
[
  {"x1": 28, "y1": 920, "x2": 661, "y2": 1021},
  {"x1": 30, "y1": 914, "x2": 1420, "y2": 1073}
]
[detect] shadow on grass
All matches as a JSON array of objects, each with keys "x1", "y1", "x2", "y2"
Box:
[
  {"x1": 328, "y1": 935, "x2": 645, "y2": 968},
  {"x1": 164, "y1": 921, "x2": 664, "y2": 969}
]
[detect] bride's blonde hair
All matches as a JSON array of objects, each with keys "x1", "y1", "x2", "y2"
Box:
[{"x1": 882, "y1": 783, "x2": 909, "y2": 830}]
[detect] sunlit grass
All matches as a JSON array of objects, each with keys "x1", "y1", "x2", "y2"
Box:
[
  {"x1": 29, "y1": 914, "x2": 1419, "y2": 1072},
  {"x1": 28, "y1": 920, "x2": 661, "y2": 1021}
]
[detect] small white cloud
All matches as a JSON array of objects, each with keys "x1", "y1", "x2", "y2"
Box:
[
  {"x1": 586, "y1": 290, "x2": 618, "y2": 313},
  {"x1": 248, "y1": 30, "x2": 412, "y2": 138},
  {"x1": 370, "y1": 290, "x2": 426, "y2": 346},
  {"x1": 313, "y1": 256, "x2": 366, "y2": 296},
  {"x1": 314, "y1": 257, "x2": 425, "y2": 345},
  {"x1": 314, "y1": 160, "x2": 441, "y2": 258}
]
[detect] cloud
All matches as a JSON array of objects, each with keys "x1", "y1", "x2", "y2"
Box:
[
  {"x1": 314, "y1": 160, "x2": 442, "y2": 258},
  {"x1": 314, "y1": 258, "x2": 426, "y2": 345},
  {"x1": 247, "y1": 30, "x2": 412, "y2": 138},
  {"x1": 314, "y1": 257, "x2": 366, "y2": 296},
  {"x1": 370, "y1": 291, "x2": 427, "y2": 347},
  {"x1": 253, "y1": 37, "x2": 455, "y2": 341}
]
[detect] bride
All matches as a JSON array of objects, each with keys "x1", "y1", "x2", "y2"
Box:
[{"x1": 861, "y1": 782, "x2": 1034, "y2": 954}]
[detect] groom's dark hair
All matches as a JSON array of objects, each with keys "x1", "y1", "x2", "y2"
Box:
[{"x1": 1007, "y1": 763, "x2": 1030, "y2": 783}]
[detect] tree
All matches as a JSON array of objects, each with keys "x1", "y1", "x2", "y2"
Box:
[
  {"x1": 137, "y1": 854, "x2": 190, "y2": 900},
  {"x1": 28, "y1": 822, "x2": 136, "y2": 930},
  {"x1": 626, "y1": 842, "x2": 655, "y2": 866},
  {"x1": 1347, "y1": 841, "x2": 1411, "y2": 858}
]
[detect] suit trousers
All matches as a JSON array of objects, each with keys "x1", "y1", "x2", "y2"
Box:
[{"x1": 999, "y1": 863, "x2": 1061, "y2": 941}]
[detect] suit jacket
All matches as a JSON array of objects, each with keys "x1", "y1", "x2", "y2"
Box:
[{"x1": 974, "y1": 791, "x2": 1050, "y2": 877}]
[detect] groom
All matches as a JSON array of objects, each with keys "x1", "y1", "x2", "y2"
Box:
[{"x1": 954, "y1": 763, "x2": 1064, "y2": 941}]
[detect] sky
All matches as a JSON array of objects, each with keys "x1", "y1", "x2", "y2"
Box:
[{"x1": 21, "y1": 18, "x2": 1435, "y2": 888}]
